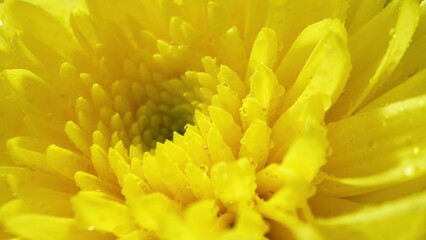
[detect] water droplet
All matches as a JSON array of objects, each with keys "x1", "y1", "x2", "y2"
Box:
[
  {"x1": 88, "y1": 226, "x2": 95, "y2": 231},
  {"x1": 0, "y1": 80, "x2": 13, "y2": 99},
  {"x1": 202, "y1": 145, "x2": 208, "y2": 150},
  {"x1": 368, "y1": 140, "x2": 378, "y2": 148},
  {"x1": 327, "y1": 147, "x2": 333, "y2": 156},
  {"x1": 250, "y1": 160, "x2": 257, "y2": 168},
  {"x1": 403, "y1": 165, "x2": 415, "y2": 177},
  {"x1": 199, "y1": 164, "x2": 207, "y2": 172},
  {"x1": 412, "y1": 147, "x2": 420, "y2": 155}
]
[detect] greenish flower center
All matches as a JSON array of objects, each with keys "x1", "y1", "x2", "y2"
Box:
[
  {"x1": 132, "y1": 75, "x2": 196, "y2": 150},
  {"x1": 136, "y1": 95, "x2": 194, "y2": 149}
]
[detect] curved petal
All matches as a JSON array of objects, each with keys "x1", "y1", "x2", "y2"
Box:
[
  {"x1": 315, "y1": 191, "x2": 426, "y2": 240},
  {"x1": 328, "y1": 0, "x2": 420, "y2": 120}
]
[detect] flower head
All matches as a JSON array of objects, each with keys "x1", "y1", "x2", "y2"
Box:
[{"x1": 1, "y1": 0, "x2": 426, "y2": 239}]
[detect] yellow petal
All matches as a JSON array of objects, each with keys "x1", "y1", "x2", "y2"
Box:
[
  {"x1": 4, "y1": 214, "x2": 73, "y2": 240},
  {"x1": 242, "y1": 0, "x2": 268, "y2": 45},
  {"x1": 222, "y1": 206, "x2": 269, "y2": 240},
  {"x1": 218, "y1": 26, "x2": 248, "y2": 77},
  {"x1": 361, "y1": 68, "x2": 426, "y2": 112},
  {"x1": 282, "y1": 120, "x2": 327, "y2": 182},
  {"x1": 315, "y1": 191, "x2": 426, "y2": 240},
  {"x1": 173, "y1": 126, "x2": 211, "y2": 169},
  {"x1": 0, "y1": 73, "x2": 29, "y2": 166},
  {"x1": 265, "y1": 0, "x2": 348, "y2": 56},
  {"x1": 308, "y1": 195, "x2": 362, "y2": 218},
  {"x1": 347, "y1": 172, "x2": 426, "y2": 204},
  {"x1": 207, "y1": 1, "x2": 232, "y2": 39},
  {"x1": 45, "y1": 144, "x2": 93, "y2": 180},
  {"x1": 130, "y1": 192, "x2": 182, "y2": 232},
  {"x1": 1, "y1": 1, "x2": 76, "y2": 59},
  {"x1": 70, "y1": 9, "x2": 99, "y2": 54},
  {"x1": 345, "y1": 0, "x2": 388, "y2": 33},
  {"x1": 90, "y1": 144, "x2": 117, "y2": 182},
  {"x1": 183, "y1": 200, "x2": 220, "y2": 238},
  {"x1": 366, "y1": 1, "x2": 426, "y2": 104},
  {"x1": 0, "y1": 182, "x2": 73, "y2": 218},
  {"x1": 321, "y1": 95, "x2": 426, "y2": 197},
  {"x1": 207, "y1": 125, "x2": 236, "y2": 164},
  {"x1": 156, "y1": 140, "x2": 191, "y2": 170},
  {"x1": 121, "y1": 173, "x2": 150, "y2": 203},
  {"x1": 211, "y1": 158, "x2": 256, "y2": 204},
  {"x1": 209, "y1": 105, "x2": 242, "y2": 153},
  {"x1": 379, "y1": 36, "x2": 426, "y2": 96},
  {"x1": 154, "y1": 150, "x2": 196, "y2": 204},
  {"x1": 239, "y1": 119, "x2": 272, "y2": 171},
  {"x1": 270, "y1": 95, "x2": 325, "y2": 164},
  {"x1": 256, "y1": 163, "x2": 295, "y2": 200},
  {"x1": 169, "y1": 16, "x2": 205, "y2": 53},
  {"x1": 6, "y1": 137, "x2": 47, "y2": 171},
  {"x1": 91, "y1": 83, "x2": 112, "y2": 109},
  {"x1": 108, "y1": 146, "x2": 131, "y2": 186},
  {"x1": 0, "y1": 167, "x2": 77, "y2": 194},
  {"x1": 245, "y1": 64, "x2": 284, "y2": 125},
  {"x1": 277, "y1": 19, "x2": 350, "y2": 113},
  {"x1": 184, "y1": 163, "x2": 214, "y2": 199},
  {"x1": 65, "y1": 121, "x2": 91, "y2": 157},
  {"x1": 5, "y1": 69, "x2": 68, "y2": 119},
  {"x1": 74, "y1": 171, "x2": 122, "y2": 199},
  {"x1": 246, "y1": 28, "x2": 278, "y2": 77},
  {"x1": 216, "y1": 64, "x2": 247, "y2": 99},
  {"x1": 328, "y1": 0, "x2": 419, "y2": 119},
  {"x1": 211, "y1": 83, "x2": 242, "y2": 125},
  {"x1": 0, "y1": 176, "x2": 13, "y2": 206},
  {"x1": 72, "y1": 191, "x2": 137, "y2": 236},
  {"x1": 118, "y1": 230, "x2": 155, "y2": 240},
  {"x1": 141, "y1": 153, "x2": 171, "y2": 196}
]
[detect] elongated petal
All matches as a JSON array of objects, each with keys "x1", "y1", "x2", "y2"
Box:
[
  {"x1": 211, "y1": 158, "x2": 256, "y2": 204},
  {"x1": 328, "y1": 0, "x2": 420, "y2": 119},
  {"x1": 72, "y1": 191, "x2": 137, "y2": 236},
  {"x1": 320, "y1": 95, "x2": 426, "y2": 197},
  {"x1": 315, "y1": 191, "x2": 426, "y2": 239},
  {"x1": 4, "y1": 214, "x2": 73, "y2": 240}
]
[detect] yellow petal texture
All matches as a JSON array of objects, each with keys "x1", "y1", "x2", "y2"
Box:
[
  {"x1": 72, "y1": 191, "x2": 137, "y2": 236},
  {"x1": 320, "y1": 94, "x2": 426, "y2": 197},
  {"x1": 4, "y1": 215, "x2": 74, "y2": 240},
  {"x1": 1, "y1": 0, "x2": 426, "y2": 239},
  {"x1": 315, "y1": 191, "x2": 426, "y2": 239},
  {"x1": 211, "y1": 158, "x2": 256, "y2": 204},
  {"x1": 327, "y1": 0, "x2": 420, "y2": 120}
]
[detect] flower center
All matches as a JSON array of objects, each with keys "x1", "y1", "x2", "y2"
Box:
[
  {"x1": 133, "y1": 77, "x2": 195, "y2": 149},
  {"x1": 77, "y1": 19, "x2": 203, "y2": 151}
]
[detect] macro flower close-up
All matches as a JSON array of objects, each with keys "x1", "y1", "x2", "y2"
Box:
[{"x1": 1, "y1": 0, "x2": 426, "y2": 239}]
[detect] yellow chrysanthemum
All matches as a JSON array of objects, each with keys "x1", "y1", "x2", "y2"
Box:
[{"x1": 1, "y1": 0, "x2": 426, "y2": 239}]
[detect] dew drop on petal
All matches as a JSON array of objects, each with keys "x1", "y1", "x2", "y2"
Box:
[
  {"x1": 412, "y1": 147, "x2": 420, "y2": 155},
  {"x1": 403, "y1": 165, "x2": 415, "y2": 177},
  {"x1": 368, "y1": 140, "x2": 378, "y2": 148}
]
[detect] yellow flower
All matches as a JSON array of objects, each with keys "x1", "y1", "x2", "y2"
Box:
[{"x1": 1, "y1": 0, "x2": 426, "y2": 239}]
